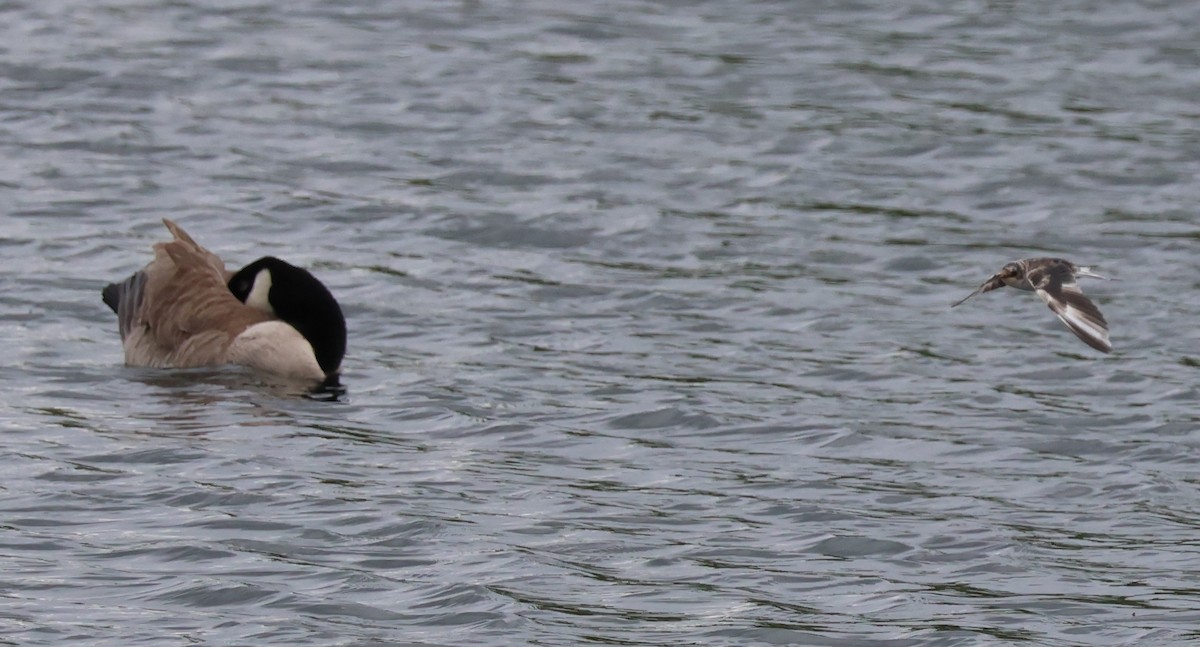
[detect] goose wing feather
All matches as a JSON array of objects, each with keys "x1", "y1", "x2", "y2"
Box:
[{"x1": 115, "y1": 219, "x2": 273, "y2": 367}]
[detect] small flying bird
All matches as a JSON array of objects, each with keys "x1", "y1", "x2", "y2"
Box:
[{"x1": 951, "y1": 257, "x2": 1113, "y2": 353}]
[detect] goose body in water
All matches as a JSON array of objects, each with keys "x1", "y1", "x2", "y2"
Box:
[{"x1": 102, "y1": 219, "x2": 346, "y2": 385}]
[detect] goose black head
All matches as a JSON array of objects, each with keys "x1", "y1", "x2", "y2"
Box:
[{"x1": 228, "y1": 257, "x2": 347, "y2": 377}]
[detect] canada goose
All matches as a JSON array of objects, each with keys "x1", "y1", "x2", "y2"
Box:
[{"x1": 102, "y1": 219, "x2": 346, "y2": 385}]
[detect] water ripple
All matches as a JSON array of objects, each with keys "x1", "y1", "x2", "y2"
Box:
[{"x1": 3, "y1": 0, "x2": 1200, "y2": 645}]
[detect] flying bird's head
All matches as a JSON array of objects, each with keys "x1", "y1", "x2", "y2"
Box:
[{"x1": 998, "y1": 262, "x2": 1024, "y2": 287}]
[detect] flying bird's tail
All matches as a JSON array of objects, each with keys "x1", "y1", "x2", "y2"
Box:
[{"x1": 1074, "y1": 266, "x2": 1110, "y2": 281}]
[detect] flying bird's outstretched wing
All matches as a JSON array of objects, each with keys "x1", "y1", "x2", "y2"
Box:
[{"x1": 1027, "y1": 263, "x2": 1111, "y2": 353}]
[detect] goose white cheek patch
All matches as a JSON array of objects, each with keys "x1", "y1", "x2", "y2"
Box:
[{"x1": 245, "y1": 268, "x2": 274, "y2": 314}]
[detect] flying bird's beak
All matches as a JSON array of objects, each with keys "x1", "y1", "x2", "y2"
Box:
[
  {"x1": 951, "y1": 272, "x2": 1006, "y2": 309},
  {"x1": 950, "y1": 289, "x2": 980, "y2": 308}
]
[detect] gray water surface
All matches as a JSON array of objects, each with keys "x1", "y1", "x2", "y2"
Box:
[{"x1": 3, "y1": 1, "x2": 1200, "y2": 645}]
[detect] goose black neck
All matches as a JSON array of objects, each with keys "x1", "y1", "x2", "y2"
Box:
[{"x1": 229, "y1": 257, "x2": 347, "y2": 376}]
